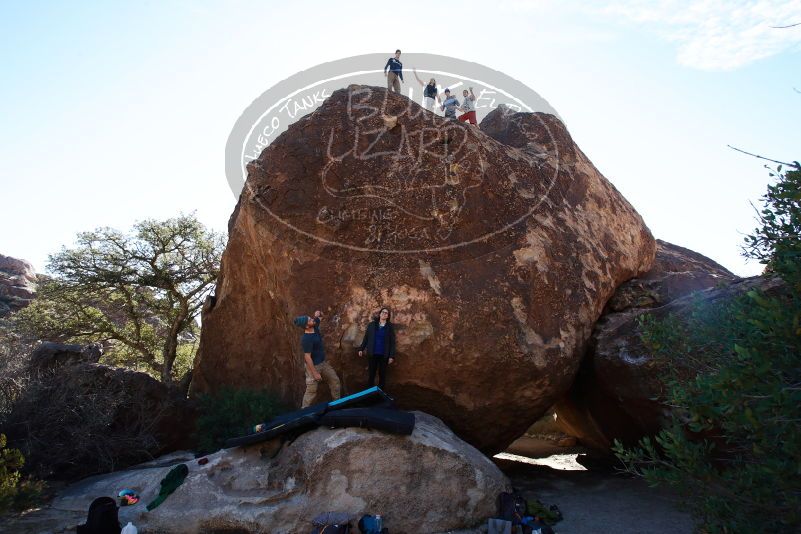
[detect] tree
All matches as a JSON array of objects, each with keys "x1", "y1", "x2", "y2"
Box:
[
  {"x1": 614, "y1": 160, "x2": 801, "y2": 531},
  {"x1": 8, "y1": 213, "x2": 224, "y2": 385}
]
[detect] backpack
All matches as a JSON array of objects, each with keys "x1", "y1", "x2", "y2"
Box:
[
  {"x1": 76, "y1": 496, "x2": 121, "y2": 534},
  {"x1": 357, "y1": 515, "x2": 386, "y2": 534},
  {"x1": 497, "y1": 491, "x2": 527, "y2": 525}
]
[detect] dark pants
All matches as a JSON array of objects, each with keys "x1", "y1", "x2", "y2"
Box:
[{"x1": 368, "y1": 355, "x2": 388, "y2": 389}]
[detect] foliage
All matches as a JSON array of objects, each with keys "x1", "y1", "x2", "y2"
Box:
[
  {"x1": 193, "y1": 387, "x2": 286, "y2": 455},
  {"x1": 0, "y1": 363, "x2": 186, "y2": 481},
  {"x1": 0, "y1": 433, "x2": 44, "y2": 514},
  {"x1": 614, "y1": 161, "x2": 801, "y2": 532},
  {"x1": 6, "y1": 213, "x2": 223, "y2": 384}
]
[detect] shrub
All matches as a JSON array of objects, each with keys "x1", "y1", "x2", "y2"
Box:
[
  {"x1": 613, "y1": 161, "x2": 801, "y2": 531},
  {"x1": 1, "y1": 362, "x2": 192, "y2": 480},
  {"x1": 193, "y1": 387, "x2": 286, "y2": 455},
  {"x1": 0, "y1": 433, "x2": 44, "y2": 514}
]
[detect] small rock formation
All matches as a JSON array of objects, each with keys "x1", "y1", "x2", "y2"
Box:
[
  {"x1": 0, "y1": 253, "x2": 37, "y2": 316},
  {"x1": 46, "y1": 412, "x2": 509, "y2": 534},
  {"x1": 192, "y1": 86, "x2": 656, "y2": 453},
  {"x1": 554, "y1": 242, "x2": 742, "y2": 448},
  {"x1": 5, "y1": 343, "x2": 195, "y2": 480},
  {"x1": 27, "y1": 341, "x2": 103, "y2": 369}
]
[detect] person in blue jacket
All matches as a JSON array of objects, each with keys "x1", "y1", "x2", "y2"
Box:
[
  {"x1": 384, "y1": 49, "x2": 403, "y2": 94},
  {"x1": 357, "y1": 307, "x2": 396, "y2": 389}
]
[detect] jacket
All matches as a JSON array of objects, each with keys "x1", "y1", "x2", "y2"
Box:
[{"x1": 358, "y1": 320, "x2": 396, "y2": 358}]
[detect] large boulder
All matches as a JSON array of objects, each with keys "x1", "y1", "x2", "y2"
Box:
[
  {"x1": 554, "y1": 243, "x2": 746, "y2": 449},
  {"x1": 192, "y1": 86, "x2": 655, "y2": 453},
  {"x1": 42, "y1": 412, "x2": 509, "y2": 534},
  {"x1": 0, "y1": 253, "x2": 37, "y2": 316}
]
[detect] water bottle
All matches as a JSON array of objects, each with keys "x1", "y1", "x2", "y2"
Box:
[
  {"x1": 121, "y1": 522, "x2": 138, "y2": 534},
  {"x1": 375, "y1": 514, "x2": 382, "y2": 532}
]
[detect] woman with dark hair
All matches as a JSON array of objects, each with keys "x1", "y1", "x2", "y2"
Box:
[{"x1": 357, "y1": 307, "x2": 396, "y2": 389}]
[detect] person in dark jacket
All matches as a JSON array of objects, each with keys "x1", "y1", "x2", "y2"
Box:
[
  {"x1": 384, "y1": 49, "x2": 403, "y2": 93},
  {"x1": 357, "y1": 307, "x2": 396, "y2": 389}
]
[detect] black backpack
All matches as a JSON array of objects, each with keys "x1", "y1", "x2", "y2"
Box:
[
  {"x1": 497, "y1": 491, "x2": 527, "y2": 525},
  {"x1": 76, "y1": 496, "x2": 121, "y2": 534}
]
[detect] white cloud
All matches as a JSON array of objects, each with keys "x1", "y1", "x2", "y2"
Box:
[{"x1": 603, "y1": 0, "x2": 801, "y2": 70}]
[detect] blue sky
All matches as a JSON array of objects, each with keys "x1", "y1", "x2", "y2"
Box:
[{"x1": 1, "y1": 0, "x2": 800, "y2": 276}]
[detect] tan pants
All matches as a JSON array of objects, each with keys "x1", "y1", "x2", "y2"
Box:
[
  {"x1": 387, "y1": 71, "x2": 401, "y2": 93},
  {"x1": 301, "y1": 360, "x2": 341, "y2": 408}
]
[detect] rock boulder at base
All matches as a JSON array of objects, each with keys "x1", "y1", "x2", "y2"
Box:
[
  {"x1": 192, "y1": 86, "x2": 656, "y2": 453},
  {"x1": 45, "y1": 412, "x2": 509, "y2": 534},
  {"x1": 554, "y1": 243, "x2": 748, "y2": 449}
]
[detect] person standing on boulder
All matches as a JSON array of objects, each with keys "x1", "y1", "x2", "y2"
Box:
[
  {"x1": 414, "y1": 69, "x2": 440, "y2": 110},
  {"x1": 357, "y1": 307, "x2": 396, "y2": 389},
  {"x1": 296, "y1": 310, "x2": 341, "y2": 408},
  {"x1": 458, "y1": 87, "x2": 478, "y2": 126},
  {"x1": 384, "y1": 49, "x2": 403, "y2": 94},
  {"x1": 441, "y1": 88, "x2": 460, "y2": 120}
]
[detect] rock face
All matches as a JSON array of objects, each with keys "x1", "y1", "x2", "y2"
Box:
[
  {"x1": 45, "y1": 412, "x2": 509, "y2": 534},
  {"x1": 605, "y1": 239, "x2": 736, "y2": 312},
  {"x1": 4, "y1": 343, "x2": 195, "y2": 480},
  {"x1": 554, "y1": 242, "x2": 740, "y2": 448},
  {"x1": 0, "y1": 253, "x2": 36, "y2": 316},
  {"x1": 192, "y1": 86, "x2": 656, "y2": 453}
]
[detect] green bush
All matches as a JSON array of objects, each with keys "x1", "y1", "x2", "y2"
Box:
[
  {"x1": 0, "y1": 433, "x2": 44, "y2": 514},
  {"x1": 614, "y1": 161, "x2": 801, "y2": 532},
  {"x1": 193, "y1": 387, "x2": 286, "y2": 455}
]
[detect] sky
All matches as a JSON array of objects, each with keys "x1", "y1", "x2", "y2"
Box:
[{"x1": 1, "y1": 0, "x2": 800, "y2": 277}]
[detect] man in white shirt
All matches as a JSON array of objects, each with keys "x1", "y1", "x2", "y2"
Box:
[{"x1": 458, "y1": 87, "x2": 478, "y2": 126}]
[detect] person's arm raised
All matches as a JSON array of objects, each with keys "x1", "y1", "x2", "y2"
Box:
[{"x1": 413, "y1": 68, "x2": 425, "y2": 87}]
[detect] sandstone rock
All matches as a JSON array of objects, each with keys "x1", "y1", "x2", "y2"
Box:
[
  {"x1": 556, "y1": 273, "x2": 781, "y2": 449},
  {"x1": 605, "y1": 239, "x2": 736, "y2": 312},
  {"x1": 44, "y1": 412, "x2": 509, "y2": 534},
  {"x1": 0, "y1": 253, "x2": 36, "y2": 316},
  {"x1": 192, "y1": 86, "x2": 655, "y2": 453},
  {"x1": 555, "y1": 241, "x2": 738, "y2": 449}
]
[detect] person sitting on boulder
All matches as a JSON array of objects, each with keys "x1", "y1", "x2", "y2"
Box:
[
  {"x1": 384, "y1": 49, "x2": 403, "y2": 94},
  {"x1": 357, "y1": 307, "x2": 396, "y2": 389},
  {"x1": 441, "y1": 89, "x2": 460, "y2": 120},
  {"x1": 296, "y1": 310, "x2": 341, "y2": 408},
  {"x1": 458, "y1": 87, "x2": 478, "y2": 126}
]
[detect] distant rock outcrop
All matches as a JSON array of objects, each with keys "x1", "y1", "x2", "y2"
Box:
[
  {"x1": 554, "y1": 241, "x2": 741, "y2": 449},
  {"x1": 0, "y1": 253, "x2": 37, "y2": 316},
  {"x1": 191, "y1": 86, "x2": 656, "y2": 453},
  {"x1": 46, "y1": 412, "x2": 509, "y2": 534}
]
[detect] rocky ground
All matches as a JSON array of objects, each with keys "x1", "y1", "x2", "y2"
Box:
[
  {"x1": 497, "y1": 436, "x2": 696, "y2": 533},
  {"x1": 2, "y1": 437, "x2": 695, "y2": 534}
]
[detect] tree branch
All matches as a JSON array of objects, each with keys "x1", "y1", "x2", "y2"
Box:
[{"x1": 726, "y1": 145, "x2": 800, "y2": 169}]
